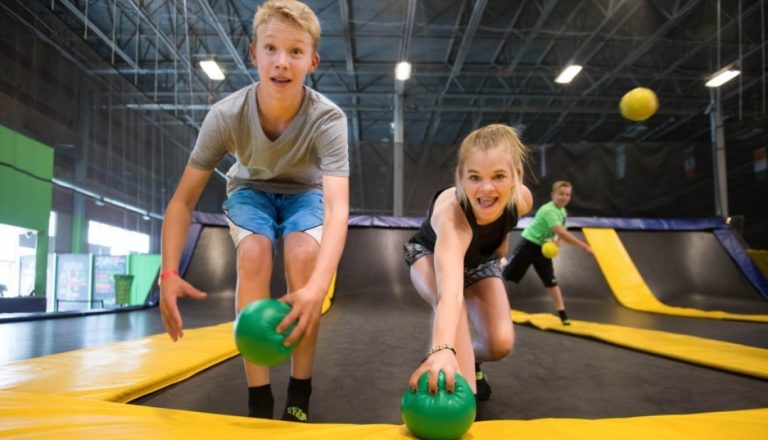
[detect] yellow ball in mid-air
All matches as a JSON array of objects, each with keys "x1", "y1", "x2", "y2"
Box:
[
  {"x1": 542, "y1": 241, "x2": 559, "y2": 259},
  {"x1": 619, "y1": 87, "x2": 659, "y2": 122}
]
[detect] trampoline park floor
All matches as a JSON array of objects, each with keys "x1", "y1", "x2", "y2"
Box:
[{"x1": 1, "y1": 225, "x2": 767, "y2": 437}]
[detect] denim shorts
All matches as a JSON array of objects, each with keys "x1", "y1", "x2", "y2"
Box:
[
  {"x1": 222, "y1": 188, "x2": 324, "y2": 249},
  {"x1": 403, "y1": 241, "x2": 503, "y2": 288}
]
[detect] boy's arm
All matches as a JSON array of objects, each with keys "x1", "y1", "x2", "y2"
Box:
[
  {"x1": 159, "y1": 165, "x2": 212, "y2": 341},
  {"x1": 278, "y1": 175, "x2": 349, "y2": 344},
  {"x1": 310, "y1": 175, "x2": 349, "y2": 293},
  {"x1": 552, "y1": 224, "x2": 593, "y2": 254}
]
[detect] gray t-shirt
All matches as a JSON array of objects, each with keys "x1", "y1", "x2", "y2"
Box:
[{"x1": 188, "y1": 83, "x2": 349, "y2": 195}]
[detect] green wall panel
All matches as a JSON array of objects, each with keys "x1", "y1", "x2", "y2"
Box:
[
  {"x1": 0, "y1": 124, "x2": 53, "y2": 297},
  {"x1": 128, "y1": 254, "x2": 161, "y2": 305},
  {"x1": 0, "y1": 124, "x2": 53, "y2": 232}
]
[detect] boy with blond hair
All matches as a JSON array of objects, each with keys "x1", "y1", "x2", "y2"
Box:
[
  {"x1": 503, "y1": 181, "x2": 592, "y2": 325},
  {"x1": 158, "y1": 0, "x2": 348, "y2": 422}
]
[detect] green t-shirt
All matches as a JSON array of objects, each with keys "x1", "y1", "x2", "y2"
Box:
[{"x1": 521, "y1": 201, "x2": 567, "y2": 245}]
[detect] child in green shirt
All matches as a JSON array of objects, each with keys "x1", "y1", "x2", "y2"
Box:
[{"x1": 502, "y1": 180, "x2": 593, "y2": 326}]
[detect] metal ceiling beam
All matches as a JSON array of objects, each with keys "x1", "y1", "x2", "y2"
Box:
[
  {"x1": 583, "y1": 0, "x2": 706, "y2": 96},
  {"x1": 339, "y1": 0, "x2": 360, "y2": 144},
  {"x1": 504, "y1": 0, "x2": 559, "y2": 74},
  {"x1": 422, "y1": 0, "x2": 487, "y2": 145},
  {"x1": 121, "y1": 102, "x2": 701, "y2": 116},
  {"x1": 57, "y1": 0, "x2": 139, "y2": 70},
  {"x1": 92, "y1": 62, "x2": 714, "y2": 82},
  {"x1": 196, "y1": 0, "x2": 257, "y2": 82},
  {"x1": 441, "y1": 0, "x2": 487, "y2": 94},
  {"x1": 122, "y1": 0, "x2": 209, "y2": 92},
  {"x1": 398, "y1": 0, "x2": 417, "y2": 62},
  {"x1": 657, "y1": 0, "x2": 764, "y2": 79}
]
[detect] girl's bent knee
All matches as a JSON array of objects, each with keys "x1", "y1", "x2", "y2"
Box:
[{"x1": 489, "y1": 338, "x2": 514, "y2": 361}]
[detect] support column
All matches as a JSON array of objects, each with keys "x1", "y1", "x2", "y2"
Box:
[
  {"x1": 709, "y1": 88, "x2": 729, "y2": 218},
  {"x1": 393, "y1": 81, "x2": 405, "y2": 216}
]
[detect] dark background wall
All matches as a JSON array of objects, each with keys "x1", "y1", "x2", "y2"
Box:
[{"x1": 1, "y1": 6, "x2": 765, "y2": 251}]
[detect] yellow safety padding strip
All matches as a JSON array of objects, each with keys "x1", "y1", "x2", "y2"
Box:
[
  {"x1": 748, "y1": 249, "x2": 768, "y2": 279},
  {"x1": 321, "y1": 271, "x2": 337, "y2": 315},
  {"x1": 583, "y1": 228, "x2": 768, "y2": 323},
  {"x1": 0, "y1": 322, "x2": 237, "y2": 403},
  {"x1": 1, "y1": 391, "x2": 766, "y2": 439},
  {"x1": 511, "y1": 310, "x2": 768, "y2": 380}
]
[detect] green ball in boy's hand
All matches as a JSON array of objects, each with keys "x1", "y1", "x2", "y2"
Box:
[{"x1": 234, "y1": 299, "x2": 298, "y2": 366}]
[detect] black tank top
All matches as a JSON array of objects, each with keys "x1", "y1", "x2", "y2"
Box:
[{"x1": 408, "y1": 188, "x2": 519, "y2": 267}]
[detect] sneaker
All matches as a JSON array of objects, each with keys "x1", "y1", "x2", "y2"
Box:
[
  {"x1": 475, "y1": 368, "x2": 492, "y2": 401},
  {"x1": 282, "y1": 406, "x2": 308, "y2": 422}
]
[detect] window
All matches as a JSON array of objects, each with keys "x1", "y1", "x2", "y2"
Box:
[{"x1": 87, "y1": 221, "x2": 149, "y2": 255}]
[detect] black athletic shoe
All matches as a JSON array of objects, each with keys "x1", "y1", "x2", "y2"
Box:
[{"x1": 475, "y1": 367, "x2": 492, "y2": 401}]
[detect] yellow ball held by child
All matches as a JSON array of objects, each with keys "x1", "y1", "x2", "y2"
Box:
[
  {"x1": 542, "y1": 241, "x2": 559, "y2": 259},
  {"x1": 619, "y1": 87, "x2": 659, "y2": 122}
]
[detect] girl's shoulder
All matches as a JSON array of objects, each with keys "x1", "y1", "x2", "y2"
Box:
[{"x1": 433, "y1": 187, "x2": 459, "y2": 213}]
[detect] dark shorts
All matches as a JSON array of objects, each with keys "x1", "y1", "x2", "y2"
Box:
[
  {"x1": 502, "y1": 239, "x2": 558, "y2": 287},
  {"x1": 403, "y1": 241, "x2": 503, "y2": 288}
]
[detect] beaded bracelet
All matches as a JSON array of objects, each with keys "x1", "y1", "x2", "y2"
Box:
[{"x1": 426, "y1": 344, "x2": 457, "y2": 357}]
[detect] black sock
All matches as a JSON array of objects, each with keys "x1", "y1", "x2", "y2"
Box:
[
  {"x1": 282, "y1": 377, "x2": 312, "y2": 422},
  {"x1": 475, "y1": 363, "x2": 492, "y2": 401},
  {"x1": 558, "y1": 309, "x2": 570, "y2": 323},
  {"x1": 248, "y1": 384, "x2": 274, "y2": 419},
  {"x1": 474, "y1": 394, "x2": 486, "y2": 421}
]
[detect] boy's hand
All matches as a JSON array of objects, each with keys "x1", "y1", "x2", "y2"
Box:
[
  {"x1": 277, "y1": 285, "x2": 325, "y2": 345},
  {"x1": 159, "y1": 276, "x2": 207, "y2": 341}
]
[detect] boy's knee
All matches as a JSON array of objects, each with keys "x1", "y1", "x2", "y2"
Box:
[
  {"x1": 284, "y1": 237, "x2": 319, "y2": 267},
  {"x1": 237, "y1": 236, "x2": 272, "y2": 264}
]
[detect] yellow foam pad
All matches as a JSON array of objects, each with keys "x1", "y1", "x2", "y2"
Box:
[
  {"x1": 0, "y1": 322, "x2": 237, "y2": 402},
  {"x1": 511, "y1": 310, "x2": 768, "y2": 380},
  {"x1": 321, "y1": 271, "x2": 337, "y2": 315},
  {"x1": 1, "y1": 390, "x2": 766, "y2": 439},
  {"x1": 747, "y1": 249, "x2": 768, "y2": 279},
  {"x1": 583, "y1": 228, "x2": 768, "y2": 323}
]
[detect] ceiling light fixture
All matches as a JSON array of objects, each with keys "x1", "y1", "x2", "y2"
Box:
[
  {"x1": 200, "y1": 60, "x2": 225, "y2": 81},
  {"x1": 555, "y1": 64, "x2": 582, "y2": 84},
  {"x1": 395, "y1": 61, "x2": 412, "y2": 81},
  {"x1": 705, "y1": 66, "x2": 740, "y2": 88}
]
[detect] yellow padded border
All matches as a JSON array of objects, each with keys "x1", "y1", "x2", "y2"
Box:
[
  {"x1": 1, "y1": 390, "x2": 766, "y2": 439},
  {"x1": 748, "y1": 249, "x2": 768, "y2": 279},
  {"x1": 511, "y1": 310, "x2": 768, "y2": 380},
  {"x1": 2, "y1": 274, "x2": 335, "y2": 404},
  {"x1": 0, "y1": 322, "x2": 237, "y2": 402},
  {"x1": 321, "y1": 271, "x2": 337, "y2": 315},
  {"x1": 583, "y1": 228, "x2": 768, "y2": 323}
]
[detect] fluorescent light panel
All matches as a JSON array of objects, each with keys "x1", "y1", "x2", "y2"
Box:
[
  {"x1": 200, "y1": 60, "x2": 225, "y2": 81},
  {"x1": 705, "y1": 69, "x2": 740, "y2": 88},
  {"x1": 395, "y1": 61, "x2": 412, "y2": 81},
  {"x1": 555, "y1": 65, "x2": 582, "y2": 84}
]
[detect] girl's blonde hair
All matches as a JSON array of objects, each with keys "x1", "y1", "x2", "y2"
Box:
[
  {"x1": 454, "y1": 124, "x2": 529, "y2": 210},
  {"x1": 253, "y1": 0, "x2": 321, "y2": 52}
]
